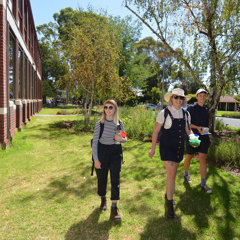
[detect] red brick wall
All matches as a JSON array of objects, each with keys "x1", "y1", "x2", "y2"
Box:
[
  {"x1": 0, "y1": 3, "x2": 43, "y2": 148},
  {"x1": 9, "y1": 102, "x2": 16, "y2": 138},
  {"x1": 0, "y1": 5, "x2": 9, "y2": 147},
  {"x1": 15, "y1": 100, "x2": 23, "y2": 130},
  {"x1": 22, "y1": 100, "x2": 28, "y2": 124},
  {"x1": 27, "y1": 100, "x2": 31, "y2": 121}
]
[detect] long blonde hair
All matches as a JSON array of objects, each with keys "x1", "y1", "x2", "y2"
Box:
[{"x1": 100, "y1": 99, "x2": 119, "y2": 125}]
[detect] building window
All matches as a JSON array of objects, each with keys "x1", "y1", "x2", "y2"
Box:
[
  {"x1": 24, "y1": 56, "x2": 27, "y2": 98},
  {"x1": 9, "y1": 32, "x2": 16, "y2": 100},
  {"x1": 24, "y1": 3, "x2": 28, "y2": 42},
  {"x1": 18, "y1": 0, "x2": 22, "y2": 14},
  {"x1": 18, "y1": 47, "x2": 23, "y2": 99},
  {"x1": 18, "y1": 0, "x2": 23, "y2": 31},
  {"x1": 28, "y1": 61, "x2": 31, "y2": 99}
]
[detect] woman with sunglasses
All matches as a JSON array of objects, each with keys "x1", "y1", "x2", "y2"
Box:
[
  {"x1": 92, "y1": 99, "x2": 126, "y2": 222},
  {"x1": 149, "y1": 88, "x2": 192, "y2": 218}
]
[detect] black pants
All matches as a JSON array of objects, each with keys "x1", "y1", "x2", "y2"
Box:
[{"x1": 95, "y1": 143, "x2": 122, "y2": 200}]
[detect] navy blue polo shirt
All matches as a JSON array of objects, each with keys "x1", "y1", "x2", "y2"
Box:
[{"x1": 187, "y1": 104, "x2": 209, "y2": 135}]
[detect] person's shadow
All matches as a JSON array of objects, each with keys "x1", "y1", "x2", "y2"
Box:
[
  {"x1": 65, "y1": 208, "x2": 116, "y2": 240},
  {"x1": 140, "y1": 214, "x2": 196, "y2": 240},
  {"x1": 176, "y1": 181, "x2": 213, "y2": 229}
]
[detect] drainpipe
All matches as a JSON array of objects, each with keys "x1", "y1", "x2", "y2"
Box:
[{"x1": 6, "y1": 11, "x2": 10, "y2": 140}]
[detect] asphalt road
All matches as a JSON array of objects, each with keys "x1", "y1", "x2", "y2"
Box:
[{"x1": 216, "y1": 117, "x2": 240, "y2": 128}]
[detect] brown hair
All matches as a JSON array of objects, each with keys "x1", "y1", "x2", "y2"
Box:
[{"x1": 100, "y1": 99, "x2": 119, "y2": 125}]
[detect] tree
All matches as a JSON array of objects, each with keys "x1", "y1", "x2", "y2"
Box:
[
  {"x1": 109, "y1": 16, "x2": 142, "y2": 77},
  {"x1": 133, "y1": 37, "x2": 176, "y2": 101},
  {"x1": 37, "y1": 23, "x2": 68, "y2": 101},
  {"x1": 61, "y1": 13, "x2": 122, "y2": 126},
  {"x1": 151, "y1": 87, "x2": 162, "y2": 104},
  {"x1": 125, "y1": 0, "x2": 240, "y2": 130}
]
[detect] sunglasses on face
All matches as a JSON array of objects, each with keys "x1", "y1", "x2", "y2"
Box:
[
  {"x1": 104, "y1": 105, "x2": 114, "y2": 110},
  {"x1": 173, "y1": 95, "x2": 185, "y2": 100}
]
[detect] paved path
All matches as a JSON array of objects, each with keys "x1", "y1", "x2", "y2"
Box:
[
  {"x1": 35, "y1": 114, "x2": 79, "y2": 117},
  {"x1": 216, "y1": 117, "x2": 240, "y2": 128}
]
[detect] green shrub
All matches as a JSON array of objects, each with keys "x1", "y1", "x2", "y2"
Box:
[
  {"x1": 151, "y1": 87, "x2": 162, "y2": 104},
  {"x1": 73, "y1": 115, "x2": 99, "y2": 132},
  {"x1": 208, "y1": 137, "x2": 240, "y2": 168},
  {"x1": 122, "y1": 106, "x2": 156, "y2": 140},
  {"x1": 215, "y1": 119, "x2": 229, "y2": 131},
  {"x1": 119, "y1": 106, "x2": 135, "y2": 118}
]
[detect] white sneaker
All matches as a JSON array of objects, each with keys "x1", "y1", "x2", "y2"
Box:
[
  {"x1": 183, "y1": 174, "x2": 192, "y2": 183},
  {"x1": 201, "y1": 184, "x2": 212, "y2": 194}
]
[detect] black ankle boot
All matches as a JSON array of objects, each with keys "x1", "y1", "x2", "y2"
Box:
[
  {"x1": 110, "y1": 207, "x2": 121, "y2": 222},
  {"x1": 100, "y1": 197, "x2": 107, "y2": 211},
  {"x1": 165, "y1": 193, "x2": 175, "y2": 205},
  {"x1": 167, "y1": 200, "x2": 175, "y2": 219}
]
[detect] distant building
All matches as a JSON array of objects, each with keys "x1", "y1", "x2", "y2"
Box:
[
  {"x1": 218, "y1": 96, "x2": 239, "y2": 111},
  {"x1": 0, "y1": 0, "x2": 42, "y2": 148}
]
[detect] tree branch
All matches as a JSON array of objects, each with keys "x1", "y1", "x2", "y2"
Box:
[
  {"x1": 222, "y1": 46, "x2": 240, "y2": 70},
  {"x1": 125, "y1": 2, "x2": 203, "y2": 87}
]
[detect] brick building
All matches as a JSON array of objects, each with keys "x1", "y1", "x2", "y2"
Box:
[{"x1": 0, "y1": 0, "x2": 42, "y2": 148}]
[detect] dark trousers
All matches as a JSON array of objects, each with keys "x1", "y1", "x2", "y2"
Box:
[{"x1": 96, "y1": 143, "x2": 122, "y2": 200}]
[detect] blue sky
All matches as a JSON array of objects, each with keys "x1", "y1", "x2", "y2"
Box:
[{"x1": 30, "y1": 0, "x2": 154, "y2": 39}]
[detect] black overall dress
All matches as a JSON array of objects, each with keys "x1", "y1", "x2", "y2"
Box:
[{"x1": 159, "y1": 108, "x2": 187, "y2": 163}]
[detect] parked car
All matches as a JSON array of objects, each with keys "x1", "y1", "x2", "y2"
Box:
[{"x1": 145, "y1": 103, "x2": 157, "y2": 110}]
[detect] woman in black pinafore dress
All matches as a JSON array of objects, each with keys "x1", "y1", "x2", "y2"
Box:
[{"x1": 149, "y1": 88, "x2": 192, "y2": 218}]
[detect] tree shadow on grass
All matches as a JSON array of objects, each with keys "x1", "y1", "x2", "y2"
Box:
[
  {"x1": 41, "y1": 171, "x2": 96, "y2": 202},
  {"x1": 208, "y1": 166, "x2": 238, "y2": 239},
  {"x1": 177, "y1": 168, "x2": 239, "y2": 240},
  {"x1": 177, "y1": 181, "x2": 213, "y2": 229},
  {"x1": 140, "y1": 215, "x2": 196, "y2": 240},
  {"x1": 65, "y1": 208, "x2": 115, "y2": 240}
]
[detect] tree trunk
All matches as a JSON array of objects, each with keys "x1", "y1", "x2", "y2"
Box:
[
  {"x1": 209, "y1": 108, "x2": 216, "y2": 132},
  {"x1": 66, "y1": 87, "x2": 69, "y2": 104},
  {"x1": 84, "y1": 92, "x2": 90, "y2": 127}
]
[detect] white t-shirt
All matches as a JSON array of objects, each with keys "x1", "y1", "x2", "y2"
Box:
[{"x1": 156, "y1": 106, "x2": 191, "y2": 129}]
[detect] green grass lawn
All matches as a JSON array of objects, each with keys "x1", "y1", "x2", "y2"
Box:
[
  {"x1": 38, "y1": 104, "x2": 81, "y2": 115},
  {"x1": 0, "y1": 115, "x2": 240, "y2": 240},
  {"x1": 216, "y1": 111, "x2": 240, "y2": 118}
]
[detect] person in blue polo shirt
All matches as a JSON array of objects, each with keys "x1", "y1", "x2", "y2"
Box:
[{"x1": 183, "y1": 89, "x2": 212, "y2": 194}]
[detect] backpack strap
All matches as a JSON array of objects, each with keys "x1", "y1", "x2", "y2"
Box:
[
  {"x1": 91, "y1": 121, "x2": 104, "y2": 176},
  {"x1": 162, "y1": 107, "x2": 172, "y2": 128},
  {"x1": 116, "y1": 120, "x2": 123, "y2": 131},
  {"x1": 99, "y1": 122, "x2": 104, "y2": 139},
  {"x1": 182, "y1": 109, "x2": 190, "y2": 130}
]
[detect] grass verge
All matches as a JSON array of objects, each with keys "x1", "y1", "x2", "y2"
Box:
[{"x1": 0, "y1": 114, "x2": 239, "y2": 240}]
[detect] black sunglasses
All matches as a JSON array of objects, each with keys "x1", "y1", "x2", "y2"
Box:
[
  {"x1": 173, "y1": 95, "x2": 185, "y2": 100},
  {"x1": 104, "y1": 105, "x2": 114, "y2": 110}
]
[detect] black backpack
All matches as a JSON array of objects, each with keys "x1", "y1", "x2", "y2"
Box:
[
  {"x1": 90, "y1": 120, "x2": 123, "y2": 176},
  {"x1": 91, "y1": 122, "x2": 104, "y2": 176},
  {"x1": 157, "y1": 108, "x2": 190, "y2": 142}
]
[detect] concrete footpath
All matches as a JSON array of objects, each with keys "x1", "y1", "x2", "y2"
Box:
[
  {"x1": 216, "y1": 116, "x2": 240, "y2": 128},
  {"x1": 35, "y1": 114, "x2": 79, "y2": 117}
]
